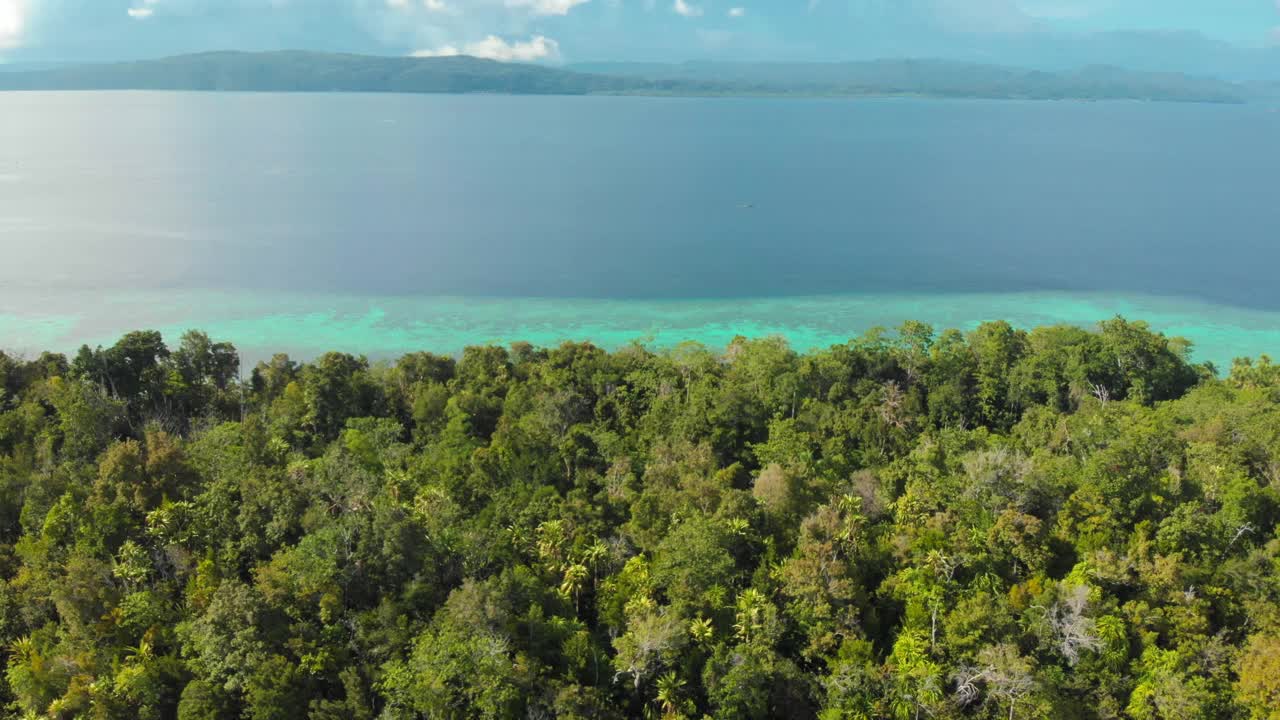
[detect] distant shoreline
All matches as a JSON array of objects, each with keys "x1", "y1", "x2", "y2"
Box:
[
  {"x1": 0, "y1": 50, "x2": 1252, "y2": 104},
  {"x1": 0, "y1": 88, "x2": 1247, "y2": 104}
]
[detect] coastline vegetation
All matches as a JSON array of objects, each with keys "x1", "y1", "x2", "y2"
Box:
[{"x1": 1, "y1": 318, "x2": 1279, "y2": 718}]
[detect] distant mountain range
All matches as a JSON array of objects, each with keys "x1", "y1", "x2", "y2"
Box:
[
  {"x1": 883, "y1": 30, "x2": 1280, "y2": 84},
  {"x1": 0, "y1": 50, "x2": 1260, "y2": 104},
  {"x1": 570, "y1": 59, "x2": 1253, "y2": 103},
  {"x1": 0, "y1": 52, "x2": 638, "y2": 94},
  {"x1": 0, "y1": 62, "x2": 71, "y2": 73},
  {"x1": 781, "y1": 29, "x2": 1280, "y2": 84}
]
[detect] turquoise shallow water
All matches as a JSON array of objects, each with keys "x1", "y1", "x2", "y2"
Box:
[
  {"x1": 1, "y1": 289, "x2": 1276, "y2": 371},
  {"x1": 3, "y1": 95, "x2": 1279, "y2": 372}
]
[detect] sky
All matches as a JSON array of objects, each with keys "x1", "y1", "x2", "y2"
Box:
[{"x1": 1, "y1": 0, "x2": 1278, "y2": 64}]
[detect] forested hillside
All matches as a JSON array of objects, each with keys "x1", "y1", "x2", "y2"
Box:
[
  {"x1": 1, "y1": 319, "x2": 1279, "y2": 719},
  {"x1": 569, "y1": 60, "x2": 1248, "y2": 103},
  {"x1": 0, "y1": 51, "x2": 1249, "y2": 103},
  {"x1": 0, "y1": 51, "x2": 643, "y2": 95}
]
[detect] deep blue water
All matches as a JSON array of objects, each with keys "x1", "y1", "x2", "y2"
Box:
[{"x1": 1, "y1": 92, "x2": 1278, "y2": 307}]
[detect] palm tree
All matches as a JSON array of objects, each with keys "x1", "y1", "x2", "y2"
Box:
[
  {"x1": 655, "y1": 671, "x2": 686, "y2": 719},
  {"x1": 560, "y1": 563, "x2": 588, "y2": 614},
  {"x1": 583, "y1": 539, "x2": 609, "y2": 592}
]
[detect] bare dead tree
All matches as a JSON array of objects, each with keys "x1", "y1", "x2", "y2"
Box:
[
  {"x1": 1090, "y1": 382, "x2": 1111, "y2": 405},
  {"x1": 1045, "y1": 585, "x2": 1102, "y2": 666},
  {"x1": 878, "y1": 380, "x2": 910, "y2": 430},
  {"x1": 613, "y1": 610, "x2": 686, "y2": 690},
  {"x1": 1228, "y1": 523, "x2": 1255, "y2": 549},
  {"x1": 982, "y1": 645, "x2": 1036, "y2": 720},
  {"x1": 951, "y1": 665, "x2": 984, "y2": 707},
  {"x1": 951, "y1": 645, "x2": 1037, "y2": 720}
]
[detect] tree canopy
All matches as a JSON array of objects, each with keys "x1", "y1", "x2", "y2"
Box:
[{"x1": 0, "y1": 319, "x2": 1277, "y2": 719}]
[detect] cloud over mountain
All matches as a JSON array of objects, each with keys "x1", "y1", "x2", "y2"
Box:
[
  {"x1": 1, "y1": 0, "x2": 1277, "y2": 78},
  {"x1": 0, "y1": 0, "x2": 27, "y2": 49},
  {"x1": 412, "y1": 33, "x2": 560, "y2": 60}
]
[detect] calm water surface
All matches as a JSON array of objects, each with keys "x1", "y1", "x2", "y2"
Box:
[{"x1": 1, "y1": 92, "x2": 1278, "y2": 365}]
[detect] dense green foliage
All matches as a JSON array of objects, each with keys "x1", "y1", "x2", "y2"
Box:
[
  {"x1": 1, "y1": 319, "x2": 1279, "y2": 719},
  {"x1": 0, "y1": 51, "x2": 1250, "y2": 103}
]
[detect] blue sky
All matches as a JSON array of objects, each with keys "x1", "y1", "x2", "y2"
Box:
[{"x1": 2, "y1": 0, "x2": 1278, "y2": 64}]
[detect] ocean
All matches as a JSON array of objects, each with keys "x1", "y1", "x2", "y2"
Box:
[{"x1": 2, "y1": 91, "x2": 1278, "y2": 368}]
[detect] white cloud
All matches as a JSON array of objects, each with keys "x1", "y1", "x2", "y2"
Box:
[
  {"x1": 412, "y1": 34, "x2": 561, "y2": 61},
  {"x1": 504, "y1": 0, "x2": 591, "y2": 16},
  {"x1": 414, "y1": 43, "x2": 460, "y2": 56},
  {"x1": 1018, "y1": 0, "x2": 1102, "y2": 20},
  {"x1": 1272, "y1": 0, "x2": 1280, "y2": 44},
  {"x1": 727, "y1": 6, "x2": 745, "y2": 17},
  {"x1": 673, "y1": 0, "x2": 702, "y2": 17},
  {"x1": 932, "y1": 0, "x2": 1033, "y2": 32},
  {"x1": 388, "y1": 0, "x2": 454, "y2": 12},
  {"x1": 0, "y1": 0, "x2": 28, "y2": 49},
  {"x1": 128, "y1": 0, "x2": 161, "y2": 20}
]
